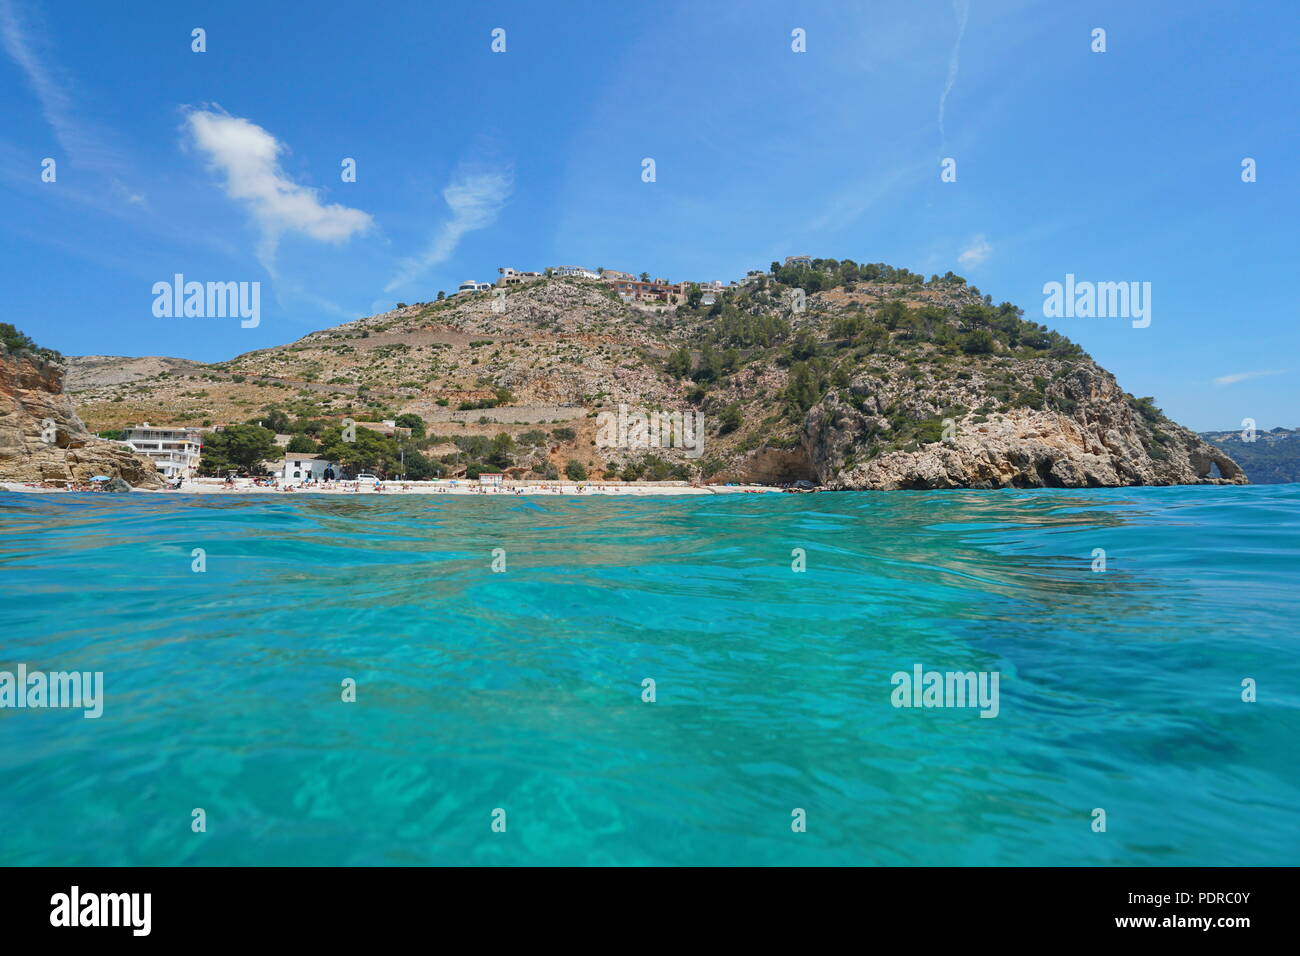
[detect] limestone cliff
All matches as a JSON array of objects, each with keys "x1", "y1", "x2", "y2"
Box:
[
  {"x1": 805, "y1": 362, "x2": 1244, "y2": 490},
  {"x1": 0, "y1": 345, "x2": 163, "y2": 488}
]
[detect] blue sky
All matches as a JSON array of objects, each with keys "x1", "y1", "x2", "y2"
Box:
[{"x1": 1, "y1": 0, "x2": 1296, "y2": 430}]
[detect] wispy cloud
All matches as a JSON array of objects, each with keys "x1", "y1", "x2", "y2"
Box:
[
  {"x1": 383, "y1": 166, "x2": 513, "y2": 293},
  {"x1": 957, "y1": 234, "x2": 991, "y2": 269},
  {"x1": 182, "y1": 107, "x2": 374, "y2": 274},
  {"x1": 1213, "y1": 369, "x2": 1288, "y2": 387},
  {"x1": 0, "y1": 0, "x2": 125, "y2": 172},
  {"x1": 938, "y1": 0, "x2": 970, "y2": 143}
]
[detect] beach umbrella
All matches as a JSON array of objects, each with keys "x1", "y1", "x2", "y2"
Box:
[{"x1": 89, "y1": 475, "x2": 111, "y2": 482}]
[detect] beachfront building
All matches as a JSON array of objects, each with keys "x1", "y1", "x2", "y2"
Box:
[
  {"x1": 281, "y1": 454, "x2": 338, "y2": 483},
  {"x1": 119, "y1": 423, "x2": 203, "y2": 479},
  {"x1": 478, "y1": 473, "x2": 504, "y2": 488}
]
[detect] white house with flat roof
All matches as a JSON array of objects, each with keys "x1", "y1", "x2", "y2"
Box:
[
  {"x1": 497, "y1": 267, "x2": 544, "y2": 286},
  {"x1": 119, "y1": 423, "x2": 202, "y2": 479},
  {"x1": 281, "y1": 454, "x2": 339, "y2": 483}
]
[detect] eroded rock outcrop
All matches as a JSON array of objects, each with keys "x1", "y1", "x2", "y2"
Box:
[
  {"x1": 0, "y1": 346, "x2": 163, "y2": 488},
  {"x1": 806, "y1": 363, "x2": 1244, "y2": 490}
]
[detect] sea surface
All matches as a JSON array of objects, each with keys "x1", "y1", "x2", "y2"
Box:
[{"x1": 1, "y1": 486, "x2": 1297, "y2": 866}]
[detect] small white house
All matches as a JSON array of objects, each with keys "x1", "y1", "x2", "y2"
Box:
[
  {"x1": 281, "y1": 455, "x2": 338, "y2": 483},
  {"x1": 478, "y1": 473, "x2": 504, "y2": 488}
]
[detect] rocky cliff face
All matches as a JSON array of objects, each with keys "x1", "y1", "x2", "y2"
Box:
[
  {"x1": 0, "y1": 347, "x2": 163, "y2": 487},
  {"x1": 806, "y1": 363, "x2": 1244, "y2": 490}
]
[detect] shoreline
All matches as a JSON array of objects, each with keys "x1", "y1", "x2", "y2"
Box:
[{"x1": 1, "y1": 478, "x2": 790, "y2": 497}]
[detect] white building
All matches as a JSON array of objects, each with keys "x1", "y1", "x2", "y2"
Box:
[
  {"x1": 454, "y1": 280, "x2": 494, "y2": 296},
  {"x1": 478, "y1": 472, "x2": 504, "y2": 488},
  {"x1": 693, "y1": 282, "x2": 723, "y2": 306},
  {"x1": 119, "y1": 423, "x2": 203, "y2": 479},
  {"x1": 550, "y1": 265, "x2": 600, "y2": 279},
  {"x1": 281, "y1": 455, "x2": 338, "y2": 483},
  {"x1": 497, "y1": 267, "x2": 544, "y2": 287}
]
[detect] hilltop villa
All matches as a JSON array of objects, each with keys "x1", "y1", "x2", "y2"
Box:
[
  {"x1": 496, "y1": 267, "x2": 544, "y2": 287},
  {"x1": 483, "y1": 263, "x2": 757, "y2": 308},
  {"x1": 606, "y1": 276, "x2": 683, "y2": 304}
]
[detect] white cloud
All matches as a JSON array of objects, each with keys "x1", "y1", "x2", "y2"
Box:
[
  {"x1": 111, "y1": 179, "x2": 145, "y2": 205},
  {"x1": 957, "y1": 234, "x2": 991, "y2": 269},
  {"x1": 0, "y1": 0, "x2": 127, "y2": 174},
  {"x1": 183, "y1": 107, "x2": 373, "y2": 271},
  {"x1": 1213, "y1": 369, "x2": 1287, "y2": 387},
  {"x1": 938, "y1": 0, "x2": 970, "y2": 142},
  {"x1": 383, "y1": 166, "x2": 513, "y2": 293}
]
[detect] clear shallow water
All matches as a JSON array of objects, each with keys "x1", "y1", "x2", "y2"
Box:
[{"x1": 1, "y1": 486, "x2": 1297, "y2": 866}]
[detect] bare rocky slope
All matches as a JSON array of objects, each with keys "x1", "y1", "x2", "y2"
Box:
[
  {"x1": 64, "y1": 263, "x2": 1243, "y2": 489},
  {"x1": 0, "y1": 343, "x2": 163, "y2": 487}
]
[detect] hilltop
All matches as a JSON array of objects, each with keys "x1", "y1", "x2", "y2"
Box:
[{"x1": 65, "y1": 261, "x2": 1244, "y2": 488}]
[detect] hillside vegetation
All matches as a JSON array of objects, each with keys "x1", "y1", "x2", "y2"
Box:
[{"x1": 67, "y1": 260, "x2": 1244, "y2": 488}]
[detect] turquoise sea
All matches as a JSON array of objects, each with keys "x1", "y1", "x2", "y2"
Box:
[{"x1": 1, "y1": 486, "x2": 1297, "y2": 866}]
